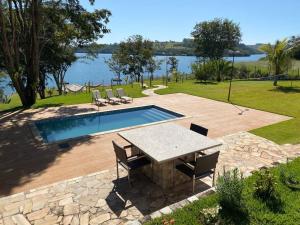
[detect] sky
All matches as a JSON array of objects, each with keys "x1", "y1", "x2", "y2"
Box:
[{"x1": 81, "y1": 0, "x2": 300, "y2": 45}]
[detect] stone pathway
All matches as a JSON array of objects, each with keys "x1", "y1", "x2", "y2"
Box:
[
  {"x1": 215, "y1": 132, "x2": 300, "y2": 177},
  {"x1": 1, "y1": 132, "x2": 300, "y2": 225},
  {"x1": 142, "y1": 85, "x2": 166, "y2": 96}
]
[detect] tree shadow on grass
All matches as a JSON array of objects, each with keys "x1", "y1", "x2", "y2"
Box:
[
  {"x1": 259, "y1": 195, "x2": 284, "y2": 214},
  {"x1": 269, "y1": 86, "x2": 300, "y2": 94},
  {"x1": 194, "y1": 81, "x2": 218, "y2": 85},
  {"x1": 219, "y1": 208, "x2": 250, "y2": 225}
]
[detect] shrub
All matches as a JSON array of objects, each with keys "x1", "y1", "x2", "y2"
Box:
[
  {"x1": 47, "y1": 88, "x2": 54, "y2": 97},
  {"x1": 191, "y1": 62, "x2": 211, "y2": 82},
  {"x1": 216, "y1": 168, "x2": 244, "y2": 213},
  {"x1": 161, "y1": 218, "x2": 175, "y2": 225},
  {"x1": 253, "y1": 168, "x2": 283, "y2": 212},
  {"x1": 279, "y1": 161, "x2": 300, "y2": 190},
  {"x1": 253, "y1": 168, "x2": 277, "y2": 199},
  {"x1": 199, "y1": 206, "x2": 220, "y2": 225}
]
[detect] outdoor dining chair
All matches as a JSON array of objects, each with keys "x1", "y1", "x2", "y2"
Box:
[
  {"x1": 190, "y1": 123, "x2": 210, "y2": 156},
  {"x1": 112, "y1": 141, "x2": 151, "y2": 185},
  {"x1": 176, "y1": 150, "x2": 220, "y2": 193},
  {"x1": 190, "y1": 123, "x2": 208, "y2": 136}
]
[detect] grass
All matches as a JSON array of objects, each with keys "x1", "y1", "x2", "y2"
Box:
[
  {"x1": 235, "y1": 59, "x2": 300, "y2": 76},
  {"x1": 155, "y1": 80, "x2": 300, "y2": 144},
  {"x1": 0, "y1": 83, "x2": 145, "y2": 112},
  {"x1": 146, "y1": 158, "x2": 300, "y2": 225}
]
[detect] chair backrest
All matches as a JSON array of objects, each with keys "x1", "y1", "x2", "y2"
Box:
[
  {"x1": 116, "y1": 88, "x2": 125, "y2": 97},
  {"x1": 194, "y1": 151, "x2": 220, "y2": 177},
  {"x1": 112, "y1": 141, "x2": 128, "y2": 165},
  {"x1": 106, "y1": 89, "x2": 114, "y2": 98},
  {"x1": 190, "y1": 123, "x2": 208, "y2": 136},
  {"x1": 92, "y1": 90, "x2": 100, "y2": 100}
]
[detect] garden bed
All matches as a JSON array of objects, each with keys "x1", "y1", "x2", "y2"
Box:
[{"x1": 145, "y1": 157, "x2": 300, "y2": 225}]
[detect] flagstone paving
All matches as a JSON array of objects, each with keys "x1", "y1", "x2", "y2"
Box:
[{"x1": 1, "y1": 131, "x2": 299, "y2": 225}]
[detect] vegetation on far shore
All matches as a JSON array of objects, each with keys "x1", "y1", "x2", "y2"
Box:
[{"x1": 77, "y1": 39, "x2": 262, "y2": 56}]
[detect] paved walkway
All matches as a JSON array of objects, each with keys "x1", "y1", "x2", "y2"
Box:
[
  {"x1": 0, "y1": 94, "x2": 290, "y2": 196},
  {"x1": 0, "y1": 132, "x2": 300, "y2": 225},
  {"x1": 141, "y1": 85, "x2": 166, "y2": 96}
]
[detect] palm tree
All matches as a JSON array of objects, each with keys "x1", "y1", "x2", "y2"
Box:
[{"x1": 260, "y1": 39, "x2": 292, "y2": 86}]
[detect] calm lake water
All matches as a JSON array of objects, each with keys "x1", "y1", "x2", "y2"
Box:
[{"x1": 2, "y1": 53, "x2": 265, "y2": 95}]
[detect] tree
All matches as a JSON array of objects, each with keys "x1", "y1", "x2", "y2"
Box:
[
  {"x1": 191, "y1": 18, "x2": 241, "y2": 82},
  {"x1": 105, "y1": 52, "x2": 124, "y2": 84},
  {"x1": 145, "y1": 58, "x2": 162, "y2": 87},
  {"x1": 114, "y1": 35, "x2": 154, "y2": 87},
  {"x1": 167, "y1": 56, "x2": 178, "y2": 74},
  {"x1": 191, "y1": 62, "x2": 211, "y2": 83},
  {"x1": 45, "y1": 46, "x2": 77, "y2": 95},
  {"x1": 0, "y1": 0, "x2": 111, "y2": 106},
  {"x1": 260, "y1": 39, "x2": 292, "y2": 86},
  {"x1": 39, "y1": 1, "x2": 110, "y2": 98},
  {"x1": 0, "y1": 0, "x2": 41, "y2": 107},
  {"x1": 290, "y1": 36, "x2": 300, "y2": 60}
]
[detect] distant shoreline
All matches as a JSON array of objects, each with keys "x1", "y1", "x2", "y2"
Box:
[{"x1": 74, "y1": 51, "x2": 263, "y2": 57}]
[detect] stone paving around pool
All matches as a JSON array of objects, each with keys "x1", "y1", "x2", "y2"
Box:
[
  {"x1": 0, "y1": 93, "x2": 291, "y2": 196},
  {"x1": 1, "y1": 131, "x2": 300, "y2": 225}
]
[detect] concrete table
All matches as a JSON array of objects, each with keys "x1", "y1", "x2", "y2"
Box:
[{"x1": 118, "y1": 123, "x2": 222, "y2": 189}]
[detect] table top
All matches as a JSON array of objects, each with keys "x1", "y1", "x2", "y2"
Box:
[{"x1": 118, "y1": 123, "x2": 222, "y2": 163}]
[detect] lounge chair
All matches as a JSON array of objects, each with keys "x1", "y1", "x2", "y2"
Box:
[
  {"x1": 112, "y1": 141, "x2": 151, "y2": 185},
  {"x1": 92, "y1": 90, "x2": 107, "y2": 105},
  {"x1": 116, "y1": 88, "x2": 133, "y2": 103},
  {"x1": 176, "y1": 151, "x2": 220, "y2": 193},
  {"x1": 105, "y1": 89, "x2": 121, "y2": 104}
]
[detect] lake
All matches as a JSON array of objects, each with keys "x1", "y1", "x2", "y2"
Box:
[{"x1": 2, "y1": 54, "x2": 265, "y2": 95}]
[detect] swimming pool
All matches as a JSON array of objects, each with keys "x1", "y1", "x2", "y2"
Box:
[{"x1": 34, "y1": 105, "x2": 184, "y2": 143}]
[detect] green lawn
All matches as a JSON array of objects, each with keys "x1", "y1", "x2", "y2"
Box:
[
  {"x1": 0, "y1": 83, "x2": 145, "y2": 112},
  {"x1": 236, "y1": 59, "x2": 300, "y2": 76},
  {"x1": 155, "y1": 80, "x2": 300, "y2": 144},
  {"x1": 146, "y1": 158, "x2": 300, "y2": 225}
]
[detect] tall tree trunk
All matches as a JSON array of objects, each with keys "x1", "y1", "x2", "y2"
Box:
[
  {"x1": 0, "y1": 0, "x2": 40, "y2": 107},
  {"x1": 38, "y1": 72, "x2": 46, "y2": 99},
  {"x1": 26, "y1": 0, "x2": 40, "y2": 106}
]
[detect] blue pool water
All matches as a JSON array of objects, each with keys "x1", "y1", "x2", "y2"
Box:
[{"x1": 35, "y1": 105, "x2": 184, "y2": 143}]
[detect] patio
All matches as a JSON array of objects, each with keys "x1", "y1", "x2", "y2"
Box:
[
  {"x1": 1, "y1": 131, "x2": 300, "y2": 225},
  {"x1": 0, "y1": 93, "x2": 291, "y2": 196}
]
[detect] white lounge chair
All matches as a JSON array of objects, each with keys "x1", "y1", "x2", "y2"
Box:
[
  {"x1": 116, "y1": 88, "x2": 133, "y2": 103},
  {"x1": 105, "y1": 89, "x2": 121, "y2": 104},
  {"x1": 92, "y1": 90, "x2": 107, "y2": 105}
]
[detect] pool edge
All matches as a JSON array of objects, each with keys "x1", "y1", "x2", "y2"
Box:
[{"x1": 30, "y1": 105, "x2": 190, "y2": 145}]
